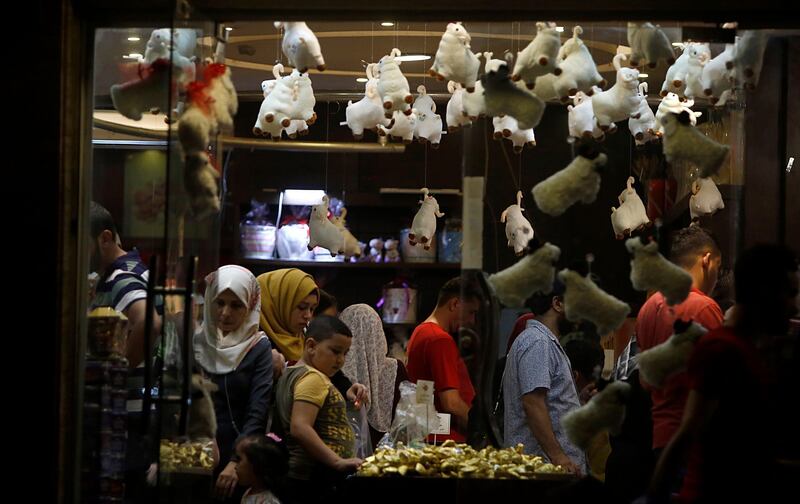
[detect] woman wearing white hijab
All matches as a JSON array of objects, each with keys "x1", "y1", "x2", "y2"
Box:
[
  {"x1": 193, "y1": 265, "x2": 274, "y2": 502},
  {"x1": 339, "y1": 304, "x2": 408, "y2": 447}
]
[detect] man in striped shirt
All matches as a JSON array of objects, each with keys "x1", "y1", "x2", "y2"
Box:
[{"x1": 89, "y1": 202, "x2": 162, "y2": 367}]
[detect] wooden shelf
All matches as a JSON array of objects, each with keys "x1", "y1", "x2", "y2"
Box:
[{"x1": 239, "y1": 258, "x2": 462, "y2": 270}]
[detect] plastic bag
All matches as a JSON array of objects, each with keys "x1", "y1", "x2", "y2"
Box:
[
  {"x1": 348, "y1": 404, "x2": 374, "y2": 459},
  {"x1": 381, "y1": 381, "x2": 437, "y2": 449}
]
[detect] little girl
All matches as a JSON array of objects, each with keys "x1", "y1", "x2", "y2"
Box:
[{"x1": 234, "y1": 434, "x2": 288, "y2": 504}]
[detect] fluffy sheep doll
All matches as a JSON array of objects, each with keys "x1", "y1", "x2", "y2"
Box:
[
  {"x1": 610, "y1": 176, "x2": 650, "y2": 239},
  {"x1": 511, "y1": 22, "x2": 563, "y2": 89},
  {"x1": 308, "y1": 195, "x2": 345, "y2": 256},
  {"x1": 661, "y1": 111, "x2": 730, "y2": 178},
  {"x1": 591, "y1": 53, "x2": 642, "y2": 131},
  {"x1": 482, "y1": 55, "x2": 546, "y2": 130},
  {"x1": 488, "y1": 242, "x2": 561, "y2": 308},
  {"x1": 689, "y1": 177, "x2": 725, "y2": 221},
  {"x1": 558, "y1": 268, "x2": 631, "y2": 336},
  {"x1": 429, "y1": 22, "x2": 481, "y2": 92},
  {"x1": 549, "y1": 26, "x2": 605, "y2": 102},
  {"x1": 377, "y1": 48, "x2": 414, "y2": 119},
  {"x1": 626, "y1": 237, "x2": 692, "y2": 306},
  {"x1": 627, "y1": 22, "x2": 676, "y2": 69},
  {"x1": 638, "y1": 320, "x2": 708, "y2": 387},
  {"x1": 532, "y1": 144, "x2": 607, "y2": 217},
  {"x1": 274, "y1": 21, "x2": 326, "y2": 73},
  {"x1": 408, "y1": 188, "x2": 445, "y2": 250},
  {"x1": 500, "y1": 191, "x2": 535, "y2": 256},
  {"x1": 562, "y1": 381, "x2": 631, "y2": 450},
  {"x1": 445, "y1": 81, "x2": 472, "y2": 131}
]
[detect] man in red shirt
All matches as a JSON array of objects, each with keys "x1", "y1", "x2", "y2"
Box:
[
  {"x1": 650, "y1": 244, "x2": 799, "y2": 503},
  {"x1": 636, "y1": 226, "x2": 724, "y2": 456},
  {"x1": 406, "y1": 277, "x2": 481, "y2": 442}
]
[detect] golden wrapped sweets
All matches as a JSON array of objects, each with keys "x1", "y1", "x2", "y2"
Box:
[
  {"x1": 358, "y1": 441, "x2": 566, "y2": 479},
  {"x1": 159, "y1": 439, "x2": 214, "y2": 471}
]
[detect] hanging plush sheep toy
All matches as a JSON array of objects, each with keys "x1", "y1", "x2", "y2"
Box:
[
  {"x1": 689, "y1": 177, "x2": 725, "y2": 221},
  {"x1": 501, "y1": 191, "x2": 535, "y2": 256},
  {"x1": 408, "y1": 188, "x2": 445, "y2": 250},
  {"x1": 493, "y1": 115, "x2": 536, "y2": 153},
  {"x1": 446, "y1": 81, "x2": 472, "y2": 131},
  {"x1": 308, "y1": 195, "x2": 345, "y2": 257},
  {"x1": 331, "y1": 208, "x2": 363, "y2": 260},
  {"x1": 626, "y1": 236, "x2": 693, "y2": 306},
  {"x1": 532, "y1": 143, "x2": 607, "y2": 217},
  {"x1": 511, "y1": 21, "x2": 563, "y2": 90},
  {"x1": 591, "y1": 52, "x2": 642, "y2": 132},
  {"x1": 638, "y1": 320, "x2": 708, "y2": 387},
  {"x1": 482, "y1": 53, "x2": 546, "y2": 130},
  {"x1": 274, "y1": 21, "x2": 326, "y2": 73},
  {"x1": 661, "y1": 111, "x2": 730, "y2": 178},
  {"x1": 488, "y1": 241, "x2": 561, "y2": 308},
  {"x1": 546, "y1": 25, "x2": 605, "y2": 102},
  {"x1": 562, "y1": 381, "x2": 632, "y2": 450},
  {"x1": 610, "y1": 176, "x2": 650, "y2": 239},
  {"x1": 378, "y1": 48, "x2": 414, "y2": 119},
  {"x1": 345, "y1": 63, "x2": 391, "y2": 139},
  {"x1": 429, "y1": 22, "x2": 481, "y2": 92},
  {"x1": 629, "y1": 83, "x2": 658, "y2": 146},
  {"x1": 627, "y1": 22, "x2": 676, "y2": 69},
  {"x1": 567, "y1": 89, "x2": 605, "y2": 141},
  {"x1": 558, "y1": 268, "x2": 631, "y2": 336},
  {"x1": 413, "y1": 85, "x2": 444, "y2": 147}
]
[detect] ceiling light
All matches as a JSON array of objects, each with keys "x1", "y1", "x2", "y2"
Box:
[
  {"x1": 356, "y1": 77, "x2": 369, "y2": 83},
  {"x1": 381, "y1": 22, "x2": 394, "y2": 27},
  {"x1": 123, "y1": 53, "x2": 143, "y2": 60},
  {"x1": 395, "y1": 54, "x2": 431, "y2": 62},
  {"x1": 225, "y1": 27, "x2": 234, "y2": 32},
  {"x1": 127, "y1": 36, "x2": 140, "y2": 42},
  {"x1": 672, "y1": 42, "x2": 684, "y2": 47},
  {"x1": 555, "y1": 26, "x2": 565, "y2": 32},
  {"x1": 282, "y1": 190, "x2": 327, "y2": 206},
  {"x1": 638, "y1": 73, "x2": 649, "y2": 78}
]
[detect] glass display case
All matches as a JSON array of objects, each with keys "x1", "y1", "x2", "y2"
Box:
[{"x1": 57, "y1": 2, "x2": 799, "y2": 502}]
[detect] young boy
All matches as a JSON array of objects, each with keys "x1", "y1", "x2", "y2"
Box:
[{"x1": 274, "y1": 315, "x2": 365, "y2": 502}]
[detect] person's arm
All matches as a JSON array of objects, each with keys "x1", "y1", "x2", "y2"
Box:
[
  {"x1": 290, "y1": 401, "x2": 362, "y2": 472},
  {"x1": 521, "y1": 390, "x2": 581, "y2": 475},
  {"x1": 123, "y1": 299, "x2": 162, "y2": 368},
  {"x1": 649, "y1": 390, "x2": 718, "y2": 499},
  {"x1": 437, "y1": 389, "x2": 470, "y2": 433}
]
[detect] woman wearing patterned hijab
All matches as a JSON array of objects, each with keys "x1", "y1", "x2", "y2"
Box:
[
  {"x1": 193, "y1": 265, "x2": 274, "y2": 502},
  {"x1": 339, "y1": 304, "x2": 408, "y2": 446}
]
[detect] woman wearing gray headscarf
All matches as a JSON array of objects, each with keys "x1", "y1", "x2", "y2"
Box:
[{"x1": 339, "y1": 303, "x2": 408, "y2": 447}]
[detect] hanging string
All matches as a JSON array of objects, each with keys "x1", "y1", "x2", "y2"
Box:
[
  {"x1": 325, "y1": 101, "x2": 330, "y2": 193},
  {"x1": 276, "y1": 24, "x2": 281, "y2": 65},
  {"x1": 371, "y1": 22, "x2": 374, "y2": 64},
  {"x1": 518, "y1": 150, "x2": 523, "y2": 192},
  {"x1": 499, "y1": 136, "x2": 519, "y2": 191}
]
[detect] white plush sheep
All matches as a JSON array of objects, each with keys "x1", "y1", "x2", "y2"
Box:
[
  {"x1": 683, "y1": 44, "x2": 711, "y2": 101},
  {"x1": 592, "y1": 53, "x2": 641, "y2": 131},
  {"x1": 548, "y1": 26, "x2": 605, "y2": 102},
  {"x1": 256, "y1": 64, "x2": 300, "y2": 135},
  {"x1": 331, "y1": 208, "x2": 362, "y2": 260},
  {"x1": 627, "y1": 22, "x2": 675, "y2": 69},
  {"x1": 207, "y1": 65, "x2": 238, "y2": 131},
  {"x1": 413, "y1": 86, "x2": 443, "y2": 147},
  {"x1": 626, "y1": 237, "x2": 692, "y2": 306},
  {"x1": 568, "y1": 90, "x2": 605, "y2": 141},
  {"x1": 661, "y1": 112, "x2": 730, "y2": 178},
  {"x1": 628, "y1": 83, "x2": 658, "y2": 145},
  {"x1": 611, "y1": 177, "x2": 650, "y2": 239},
  {"x1": 512, "y1": 22, "x2": 563, "y2": 89},
  {"x1": 283, "y1": 119, "x2": 309, "y2": 139},
  {"x1": 488, "y1": 242, "x2": 561, "y2": 307},
  {"x1": 493, "y1": 115, "x2": 536, "y2": 153},
  {"x1": 378, "y1": 109, "x2": 418, "y2": 144},
  {"x1": 558, "y1": 269, "x2": 631, "y2": 335},
  {"x1": 532, "y1": 149, "x2": 607, "y2": 217},
  {"x1": 429, "y1": 22, "x2": 481, "y2": 92},
  {"x1": 500, "y1": 191, "x2": 535, "y2": 256},
  {"x1": 700, "y1": 44, "x2": 735, "y2": 106},
  {"x1": 274, "y1": 21, "x2": 325, "y2": 73},
  {"x1": 461, "y1": 52, "x2": 505, "y2": 119},
  {"x1": 660, "y1": 45, "x2": 692, "y2": 97},
  {"x1": 308, "y1": 195, "x2": 345, "y2": 256},
  {"x1": 562, "y1": 381, "x2": 631, "y2": 450},
  {"x1": 288, "y1": 69, "x2": 317, "y2": 124},
  {"x1": 638, "y1": 320, "x2": 708, "y2": 387},
  {"x1": 377, "y1": 48, "x2": 413, "y2": 119},
  {"x1": 483, "y1": 55, "x2": 546, "y2": 130},
  {"x1": 408, "y1": 188, "x2": 445, "y2": 250},
  {"x1": 655, "y1": 93, "x2": 701, "y2": 134},
  {"x1": 690, "y1": 177, "x2": 725, "y2": 220},
  {"x1": 734, "y1": 31, "x2": 768, "y2": 91},
  {"x1": 345, "y1": 64, "x2": 390, "y2": 139},
  {"x1": 142, "y1": 28, "x2": 197, "y2": 85},
  {"x1": 446, "y1": 81, "x2": 472, "y2": 131},
  {"x1": 178, "y1": 105, "x2": 212, "y2": 153}
]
